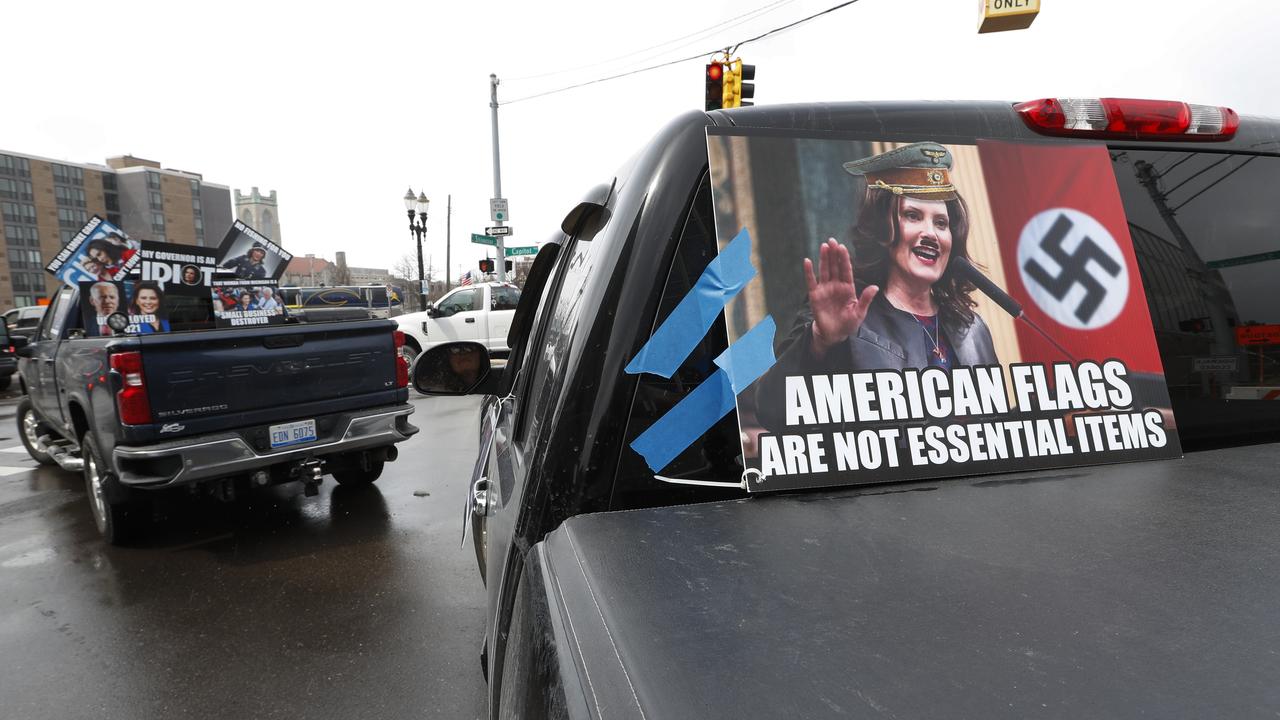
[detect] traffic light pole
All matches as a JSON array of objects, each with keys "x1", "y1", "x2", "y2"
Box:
[{"x1": 489, "y1": 73, "x2": 507, "y2": 282}]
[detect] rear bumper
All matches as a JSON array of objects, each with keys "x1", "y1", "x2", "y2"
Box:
[{"x1": 113, "y1": 404, "x2": 418, "y2": 488}]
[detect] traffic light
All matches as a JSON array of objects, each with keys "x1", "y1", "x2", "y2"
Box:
[
  {"x1": 720, "y1": 59, "x2": 756, "y2": 109},
  {"x1": 479, "y1": 259, "x2": 494, "y2": 273},
  {"x1": 705, "y1": 62, "x2": 724, "y2": 111},
  {"x1": 737, "y1": 61, "x2": 755, "y2": 107}
]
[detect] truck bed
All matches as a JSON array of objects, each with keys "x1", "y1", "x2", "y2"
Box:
[{"x1": 535, "y1": 445, "x2": 1280, "y2": 719}]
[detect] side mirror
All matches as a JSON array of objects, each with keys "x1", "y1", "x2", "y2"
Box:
[
  {"x1": 412, "y1": 341, "x2": 493, "y2": 396},
  {"x1": 426, "y1": 305, "x2": 440, "y2": 319},
  {"x1": 10, "y1": 335, "x2": 28, "y2": 351}
]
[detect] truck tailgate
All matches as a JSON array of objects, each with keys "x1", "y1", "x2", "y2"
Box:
[
  {"x1": 537, "y1": 445, "x2": 1280, "y2": 719},
  {"x1": 136, "y1": 320, "x2": 399, "y2": 436}
]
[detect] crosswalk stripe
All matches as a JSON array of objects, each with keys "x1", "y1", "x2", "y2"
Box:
[
  {"x1": 0, "y1": 466, "x2": 32, "y2": 476},
  {"x1": 0, "y1": 446, "x2": 29, "y2": 453}
]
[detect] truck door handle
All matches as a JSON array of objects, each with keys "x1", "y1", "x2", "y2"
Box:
[{"x1": 465, "y1": 317, "x2": 476, "y2": 323}]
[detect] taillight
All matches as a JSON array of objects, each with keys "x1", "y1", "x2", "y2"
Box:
[
  {"x1": 393, "y1": 330, "x2": 409, "y2": 388},
  {"x1": 110, "y1": 351, "x2": 151, "y2": 425},
  {"x1": 1015, "y1": 98, "x2": 1239, "y2": 141}
]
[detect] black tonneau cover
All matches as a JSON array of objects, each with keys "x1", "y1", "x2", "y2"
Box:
[{"x1": 539, "y1": 446, "x2": 1280, "y2": 719}]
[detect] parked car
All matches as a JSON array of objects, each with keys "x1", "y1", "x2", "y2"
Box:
[
  {"x1": 0, "y1": 319, "x2": 18, "y2": 391},
  {"x1": 17, "y1": 284, "x2": 418, "y2": 544},
  {"x1": 393, "y1": 281, "x2": 520, "y2": 365},
  {"x1": 415, "y1": 99, "x2": 1280, "y2": 718},
  {"x1": 4, "y1": 304, "x2": 46, "y2": 341}
]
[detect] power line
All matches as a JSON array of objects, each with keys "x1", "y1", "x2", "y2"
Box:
[
  {"x1": 500, "y1": 0, "x2": 866, "y2": 106},
  {"x1": 506, "y1": 0, "x2": 798, "y2": 82}
]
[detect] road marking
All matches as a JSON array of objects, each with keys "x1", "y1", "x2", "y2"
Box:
[
  {"x1": 0, "y1": 466, "x2": 32, "y2": 476},
  {"x1": 0, "y1": 446, "x2": 29, "y2": 453}
]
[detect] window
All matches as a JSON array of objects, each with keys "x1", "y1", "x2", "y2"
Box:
[
  {"x1": 0, "y1": 178, "x2": 33, "y2": 201},
  {"x1": 8, "y1": 248, "x2": 43, "y2": 269},
  {"x1": 0, "y1": 155, "x2": 31, "y2": 177},
  {"x1": 57, "y1": 207, "x2": 87, "y2": 229},
  {"x1": 5, "y1": 224, "x2": 38, "y2": 246},
  {"x1": 51, "y1": 164, "x2": 83, "y2": 185},
  {"x1": 101, "y1": 173, "x2": 116, "y2": 191},
  {"x1": 151, "y1": 212, "x2": 166, "y2": 234},
  {"x1": 616, "y1": 176, "x2": 743, "y2": 503},
  {"x1": 437, "y1": 288, "x2": 480, "y2": 316},
  {"x1": 12, "y1": 271, "x2": 44, "y2": 292},
  {"x1": 146, "y1": 172, "x2": 161, "y2": 190},
  {"x1": 492, "y1": 285, "x2": 521, "y2": 310},
  {"x1": 1114, "y1": 149, "x2": 1280, "y2": 446},
  {"x1": 149, "y1": 191, "x2": 164, "y2": 209},
  {"x1": 2, "y1": 202, "x2": 37, "y2": 225},
  {"x1": 54, "y1": 185, "x2": 86, "y2": 207}
]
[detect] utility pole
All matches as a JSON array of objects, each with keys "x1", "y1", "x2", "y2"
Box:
[
  {"x1": 489, "y1": 73, "x2": 507, "y2": 281},
  {"x1": 446, "y1": 194, "x2": 452, "y2": 290}
]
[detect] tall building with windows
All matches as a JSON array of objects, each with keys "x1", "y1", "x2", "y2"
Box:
[{"x1": 0, "y1": 151, "x2": 232, "y2": 308}]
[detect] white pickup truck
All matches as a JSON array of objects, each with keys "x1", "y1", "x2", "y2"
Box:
[{"x1": 393, "y1": 281, "x2": 520, "y2": 364}]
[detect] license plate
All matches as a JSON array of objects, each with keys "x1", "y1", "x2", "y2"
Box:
[{"x1": 269, "y1": 419, "x2": 317, "y2": 449}]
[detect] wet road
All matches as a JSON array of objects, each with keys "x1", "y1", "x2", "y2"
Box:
[{"x1": 0, "y1": 393, "x2": 488, "y2": 719}]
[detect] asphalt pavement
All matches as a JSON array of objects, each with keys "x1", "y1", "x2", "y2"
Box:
[{"x1": 0, "y1": 393, "x2": 488, "y2": 720}]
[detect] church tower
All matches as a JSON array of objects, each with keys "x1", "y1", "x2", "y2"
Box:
[{"x1": 233, "y1": 186, "x2": 282, "y2": 242}]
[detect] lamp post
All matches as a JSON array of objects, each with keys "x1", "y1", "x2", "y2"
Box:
[{"x1": 403, "y1": 188, "x2": 430, "y2": 310}]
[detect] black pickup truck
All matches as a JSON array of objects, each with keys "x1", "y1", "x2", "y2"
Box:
[
  {"x1": 17, "y1": 283, "x2": 417, "y2": 544},
  {"x1": 415, "y1": 98, "x2": 1280, "y2": 718}
]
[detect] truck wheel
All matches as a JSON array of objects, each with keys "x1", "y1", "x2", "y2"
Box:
[
  {"x1": 332, "y1": 459, "x2": 385, "y2": 486},
  {"x1": 17, "y1": 398, "x2": 54, "y2": 466},
  {"x1": 82, "y1": 431, "x2": 148, "y2": 545},
  {"x1": 399, "y1": 341, "x2": 420, "y2": 367}
]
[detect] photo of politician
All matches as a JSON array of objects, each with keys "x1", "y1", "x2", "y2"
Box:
[
  {"x1": 752, "y1": 143, "x2": 997, "y2": 431},
  {"x1": 128, "y1": 281, "x2": 170, "y2": 334}
]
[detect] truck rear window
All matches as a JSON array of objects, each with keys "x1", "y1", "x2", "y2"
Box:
[{"x1": 1113, "y1": 148, "x2": 1280, "y2": 446}]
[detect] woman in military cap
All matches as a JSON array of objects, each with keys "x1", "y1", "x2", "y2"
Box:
[{"x1": 755, "y1": 142, "x2": 998, "y2": 430}]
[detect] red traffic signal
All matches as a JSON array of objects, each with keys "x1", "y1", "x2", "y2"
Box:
[{"x1": 705, "y1": 63, "x2": 724, "y2": 111}]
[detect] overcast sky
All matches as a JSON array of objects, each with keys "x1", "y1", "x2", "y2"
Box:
[{"x1": 4, "y1": 0, "x2": 1275, "y2": 281}]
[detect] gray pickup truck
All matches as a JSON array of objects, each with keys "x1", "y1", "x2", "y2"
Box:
[{"x1": 17, "y1": 284, "x2": 417, "y2": 544}]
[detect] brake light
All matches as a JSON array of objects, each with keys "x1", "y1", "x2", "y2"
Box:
[
  {"x1": 393, "y1": 330, "x2": 409, "y2": 388},
  {"x1": 110, "y1": 351, "x2": 151, "y2": 425},
  {"x1": 1015, "y1": 98, "x2": 1239, "y2": 141}
]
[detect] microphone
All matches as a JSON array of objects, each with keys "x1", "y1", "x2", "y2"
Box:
[
  {"x1": 949, "y1": 257, "x2": 1022, "y2": 319},
  {"x1": 949, "y1": 256, "x2": 1076, "y2": 363}
]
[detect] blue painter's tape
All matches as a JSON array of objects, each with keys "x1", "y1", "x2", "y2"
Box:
[
  {"x1": 630, "y1": 369, "x2": 737, "y2": 473},
  {"x1": 714, "y1": 315, "x2": 777, "y2": 395},
  {"x1": 629, "y1": 316, "x2": 778, "y2": 473},
  {"x1": 624, "y1": 227, "x2": 755, "y2": 379}
]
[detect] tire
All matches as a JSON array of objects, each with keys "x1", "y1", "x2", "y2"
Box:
[
  {"x1": 17, "y1": 398, "x2": 54, "y2": 466},
  {"x1": 81, "y1": 431, "x2": 149, "y2": 545},
  {"x1": 332, "y1": 458, "x2": 385, "y2": 486},
  {"x1": 399, "y1": 341, "x2": 420, "y2": 367}
]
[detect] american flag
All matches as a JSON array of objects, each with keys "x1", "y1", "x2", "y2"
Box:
[{"x1": 459, "y1": 270, "x2": 474, "y2": 287}]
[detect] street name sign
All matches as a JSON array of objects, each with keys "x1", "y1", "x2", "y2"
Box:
[
  {"x1": 471, "y1": 233, "x2": 497, "y2": 247},
  {"x1": 505, "y1": 246, "x2": 538, "y2": 257}
]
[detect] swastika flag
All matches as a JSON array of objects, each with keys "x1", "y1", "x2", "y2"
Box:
[{"x1": 978, "y1": 140, "x2": 1164, "y2": 374}]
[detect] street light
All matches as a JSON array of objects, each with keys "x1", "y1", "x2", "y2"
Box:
[{"x1": 404, "y1": 187, "x2": 429, "y2": 310}]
